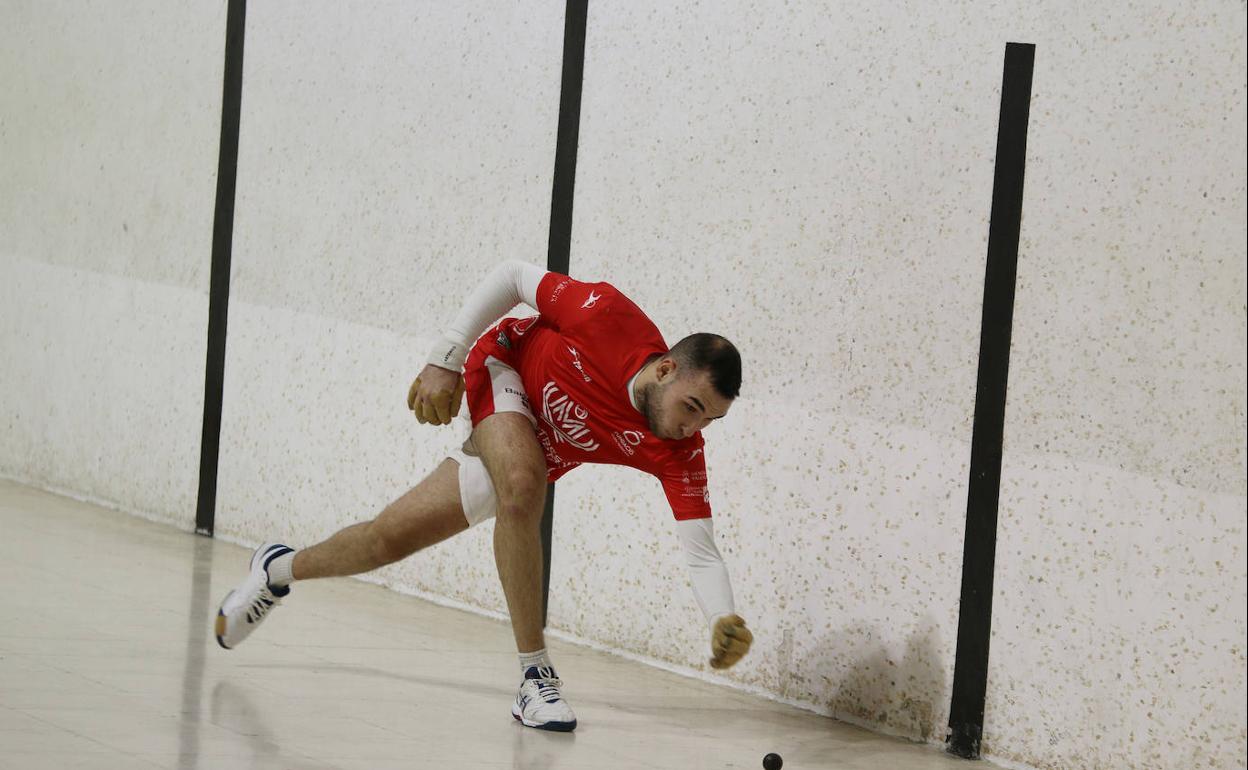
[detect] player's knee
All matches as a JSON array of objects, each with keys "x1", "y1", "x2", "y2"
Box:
[
  {"x1": 495, "y1": 469, "x2": 545, "y2": 524},
  {"x1": 496, "y1": 500, "x2": 542, "y2": 527},
  {"x1": 505, "y1": 465, "x2": 547, "y2": 501}
]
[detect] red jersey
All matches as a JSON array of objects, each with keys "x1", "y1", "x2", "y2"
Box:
[{"x1": 462, "y1": 273, "x2": 711, "y2": 521}]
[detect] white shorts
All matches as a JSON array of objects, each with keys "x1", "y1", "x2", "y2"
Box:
[{"x1": 449, "y1": 356, "x2": 537, "y2": 528}]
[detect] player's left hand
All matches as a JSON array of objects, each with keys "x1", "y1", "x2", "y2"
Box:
[{"x1": 709, "y1": 614, "x2": 753, "y2": 670}]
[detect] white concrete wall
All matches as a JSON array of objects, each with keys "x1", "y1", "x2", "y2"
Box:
[
  {"x1": 3, "y1": 2, "x2": 1244, "y2": 769},
  {"x1": 0, "y1": 1, "x2": 224, "y2": 528},
  {"x1": 563, "y1": 2, "x2": 1246, "y2": 769},
  {"x1": 211, "y1": 1, "x2": 564, "y2": 622}
]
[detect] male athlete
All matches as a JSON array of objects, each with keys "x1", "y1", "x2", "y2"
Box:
[{"x1": 214, "y1": 260, "x2": 753, "y2": 732}]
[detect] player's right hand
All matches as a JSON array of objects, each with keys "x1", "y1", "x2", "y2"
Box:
[
  {"x1": 407, "y1": 364, "x2": 465, "y2": 426},
  {"x1": 709, "y1": 614, "x2": 754, "y2": 670}
]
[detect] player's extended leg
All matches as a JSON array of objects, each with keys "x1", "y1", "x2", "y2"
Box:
[
  {"x1": 471, "y1": 412, "x2": 576, "y2": 731},
  {"x1": 293, "y1": 458, "x2": 467, "y2": 579},
  {"x1": 215, "y1": 458, "x2": 468, "y2": 649}
]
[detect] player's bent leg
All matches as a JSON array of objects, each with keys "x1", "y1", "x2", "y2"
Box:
[
  {"x1": 472, "y1": 412, "x2": 577, "y2": 731},
  {"x1": 215, "y1": 459, "x2": 468, "y2": 650},
  {"x1": 472, "y1": 413, "x2": 548, "y2": 653}
]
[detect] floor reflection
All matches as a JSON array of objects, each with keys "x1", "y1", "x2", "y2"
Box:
[
  {"x1": 177, "y1": 533, "x2": 214, "y2": 770},
  {"x1": 510, "y1": 718, "x2": 576, "y2": 769}
]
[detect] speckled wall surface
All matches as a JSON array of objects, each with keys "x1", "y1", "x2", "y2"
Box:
[
  {"x1": 561, "y1": 2, "x2": 1246, "y2": 769},
  {"x1": 6, "y1": 1, "x2": 1242, "y2": 768},
  {"x1": 0, "y1": 2, "x2": 224, "y2": 528},
  {"x1": 212, "y1": 1, "x2": 564, "y2": 622},
  {"x1": 216, "y1": 2, "x2": 1246, "y2": 768}
]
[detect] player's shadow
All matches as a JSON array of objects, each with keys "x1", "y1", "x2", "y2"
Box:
[
  {"x1": 563, "y1": 620, "x2": 946, "y2": 744},
  {"x1": 798, "y1": 617, "x2": 948, "y2": 742},
  {"x1": 208, "y1": 680, "x2": 339, "y2": 770},
  {"x1": 223, "y1": 662, "x2": 575, "y2": 767},
  {"x1": 236, "y1": 660, "x2": 515, "y2": 701},
  {"x1": 209, "y1": 680, "x2": 284, "y2": 758},
  {"x1": 232, "y1": 662, "x2": 577, "y2": 737}
]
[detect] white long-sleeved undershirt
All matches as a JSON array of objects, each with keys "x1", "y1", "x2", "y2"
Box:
[
  {"x1": 427, "y1": 260, "x2": 736, "y2": 629},
  {"x1": 426, "y1": 260, "x2": 545, "y2": 372},
  {"x1": 676, "y1": 517, "x2": 737, "y2": 627}
]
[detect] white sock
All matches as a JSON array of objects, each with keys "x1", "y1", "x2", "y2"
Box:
[
  {"x1": 266, "y1": 550, "x2": 296, "y2": 587},
  {"x1": 519, "y1": 648, "x2": 553, "y2": 674}
]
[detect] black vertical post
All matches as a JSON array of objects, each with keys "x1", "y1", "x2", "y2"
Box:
[
  {"x1": 195, "y1": 0, "x2": 247, "y2": 537},
  {"x1": 947, "y1": 42, "x2": 1034, "y2": 759},
  {"x1": 541, "y1": 0, "x2": 588, "y2": 627}
]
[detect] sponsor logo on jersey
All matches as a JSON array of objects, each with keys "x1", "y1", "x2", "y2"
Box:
[
  {"x1": 567, "y1": 346, "x2": 592, "y2": 382},
  {"x1": 541, "y1": 382, "x2": 599, "y2": 451},
  {"x1": 535, "y1": 426, "x2": 578, "y2": 471},
  {"x1": 685, "y1": 448, "x2": 703, "y2": 462},
  {"x1": 611, "y1": 429, "x2": 644, "y2": 456},
  {"x1": 581, "y1": 291, "x2": 603, "y2": 309},
  {"x1": 496, "y1": 330, "x2": 512, "y2": 349},
  {"x1": 681, "y1": 484, "x2": 711, "y2": 503},
  {"x1": 549, "y1": 279, "x2": 572, "y2": 303}
]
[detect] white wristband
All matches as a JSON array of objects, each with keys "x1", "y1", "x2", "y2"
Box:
[{"x1": 426, "y1": 337, "x2": 467, "y2": 372}]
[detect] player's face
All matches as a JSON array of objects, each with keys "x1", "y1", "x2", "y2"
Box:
[{"x1": 645, "y1": 363, "x2": 732, "y2": 440}]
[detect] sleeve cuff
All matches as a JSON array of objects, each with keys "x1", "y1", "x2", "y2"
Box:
[{"x1": 426, "y1": 337, "x2": 468, "y2": 372}]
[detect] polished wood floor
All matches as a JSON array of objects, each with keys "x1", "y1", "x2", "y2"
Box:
[{"x1": 0, "y1": 480, "x2": 985, "y2": 770}]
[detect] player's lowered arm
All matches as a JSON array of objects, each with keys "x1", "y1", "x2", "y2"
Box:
[
  {"x1": 676, "y1": 517, "x2": 753, "y2": 669},
  {"x1": 427, "y1": 259, "x2": 546, "y2": 372},
  {"x1": 676, "y1": 518, "x2": 737, "y2": 625}
]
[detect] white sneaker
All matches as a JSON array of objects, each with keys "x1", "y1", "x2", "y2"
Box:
[
  {"x1": 511, "y1": 665, "x2": 578, "y2": 732},
  {"x1": 215, "y1": 543, "x2": 293, "y2": 650}
]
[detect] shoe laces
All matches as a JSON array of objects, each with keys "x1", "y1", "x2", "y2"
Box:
[
  {"x1": 245, "y1": 588, "x2": 279, "y2": 624},
  {"x1": 533, "y1": 675, "x2": 563, "y2": 702}
]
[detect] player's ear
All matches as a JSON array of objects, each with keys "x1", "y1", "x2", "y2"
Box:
[{"x1": 656, "y1": 357, "x2": 678, "y2": 382}]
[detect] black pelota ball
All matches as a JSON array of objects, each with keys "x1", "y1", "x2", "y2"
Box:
[{"x1": 763, "y1": 753, "x2": 783, "y2": 770}]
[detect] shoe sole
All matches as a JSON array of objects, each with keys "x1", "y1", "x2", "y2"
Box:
[
  {"x1": 214, "y1": 591, "x2": 234, "y2": 650},
  {"x1": 511, "y1": 706, "x2": 577, "y2": 732}
]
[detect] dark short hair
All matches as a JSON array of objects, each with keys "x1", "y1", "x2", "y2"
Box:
[{"x1": 667, "y1": 333, "x2": 741, "y2": 399}]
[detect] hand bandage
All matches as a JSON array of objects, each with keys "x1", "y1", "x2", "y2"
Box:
[
  {"x1": 709, "y1": 614, "x2": 753, "y2": 670},
  {"x1": 407, "y1": 374, "x2": 465, "y2": 426}
]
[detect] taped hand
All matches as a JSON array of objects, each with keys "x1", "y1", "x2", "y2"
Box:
[
  {"x1": 407, "y1": 364, "x2": 465, "y2": 426},
  {"x1": 709, "y1": 614, "x2": 753, "y2": 670}
]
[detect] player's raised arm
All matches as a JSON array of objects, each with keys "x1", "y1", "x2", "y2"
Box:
[
  {"x1": 675, "y1": 517, "x2": 753, "y2": 669},
  {"x1": 409, "y1": 260, "x2": 546, "y2": 425}
]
